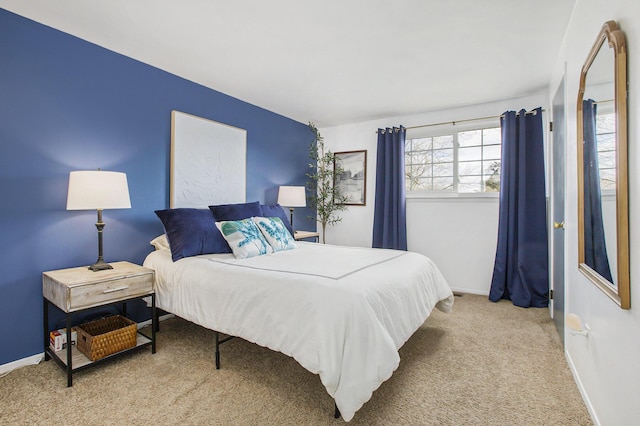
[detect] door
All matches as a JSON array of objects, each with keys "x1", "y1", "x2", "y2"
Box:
[{"x1": 552, "y1": 76, "x2": 566, "y2": 343}]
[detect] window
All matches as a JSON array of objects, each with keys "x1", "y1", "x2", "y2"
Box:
[
  {"x1": 405, "y1": 123, "x2": 501, "y2": 194},
  {"x1": 405, "y1": 135, "x2": 454, "y2": 191},
  {"x1": 595, "y1": 112, "x2": 615, "y2": 191}
]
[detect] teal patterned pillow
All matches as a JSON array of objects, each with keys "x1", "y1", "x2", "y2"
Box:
[
  {"x1": 215, "y1": 218, "x2": 273, "y2": 259},
  {"x1": 253, "y1": 216, "x2": 297, "y2": 252}
]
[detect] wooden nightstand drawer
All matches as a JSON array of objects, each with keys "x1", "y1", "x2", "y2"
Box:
[
  {"x1": 43, "y1": 261, "x2": 154, "y2": 312},
  {"x1": 66, "y1": 274, "x2": 152, "y2": 311},
  {"x1": 294, "y1": 230, "x2": 319, "y2": 242}
]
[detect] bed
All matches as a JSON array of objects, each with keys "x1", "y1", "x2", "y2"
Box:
[{"x1": 143, "y1": 227, "x2": 453, "y2": 421}]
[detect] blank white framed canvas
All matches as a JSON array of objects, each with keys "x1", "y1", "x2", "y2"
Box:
[{"x1": 170, "y1": 111, "x2": 247, "y2": 208}]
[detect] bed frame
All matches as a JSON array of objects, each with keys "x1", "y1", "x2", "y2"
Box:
[{"x1": 154, "y1": 311, "x2": 342, "y2": 418}]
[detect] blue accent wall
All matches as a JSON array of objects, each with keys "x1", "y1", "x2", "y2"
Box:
[{"x1": 0, "y1": 9, "x2": 314, "y2": 366}]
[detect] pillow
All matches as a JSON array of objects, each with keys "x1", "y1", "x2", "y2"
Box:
[
  {"x1": 209, "y1": 201, "x2": 262, "y2": 221},
  {"x1": 252, "y1": 216, "x2": 297, "y2": 252},
  {"x1": 260, "y1": 204, "x2": 294, "y2": 237},
  {"x1": 150, "y1": 234, "x2": 170, "y2": 251},
  {"x1": 155, "y1": 208, "x2": 231, "y2": 261},
  {"x1": 216, "y1": 218, "x2": 273, "y2": 259}
]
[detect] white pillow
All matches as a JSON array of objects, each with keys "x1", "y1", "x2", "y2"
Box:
[
  {"x1": 252, "y1": 216, "x2": 297, "y2": 252},
  {"x1": 215, "y1": 218, "x2": 273, "y2": 259},
  {"x1": 150, "y1": 234, "x2": 170, "y2": 251}
]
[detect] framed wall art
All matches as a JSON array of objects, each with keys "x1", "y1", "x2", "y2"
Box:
[
  {"x1": 170, "y1": 110, "x2": 247, "y2": 208},
  {"x1": 334, "y1": 150, "x2": 367, "y2": 206}
]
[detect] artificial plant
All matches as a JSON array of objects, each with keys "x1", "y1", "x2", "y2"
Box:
[{"x1": 306, "y1": 122, "x2": 347, "y2": 243}]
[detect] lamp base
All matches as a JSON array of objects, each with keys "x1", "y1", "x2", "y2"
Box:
[
  {"x1": 90, "y1": 210, "x2": 113, "y2": 272},
  {"x1": 89, "y1": 259, "x2": 113, "y2": 272}
]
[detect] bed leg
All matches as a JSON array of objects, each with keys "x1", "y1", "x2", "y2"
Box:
[
  {"x1": 215, "y1": 331, "x2": 221, "y2": 369},
  {"x1": 334, "y1": 402, "x2": 341, "y2": 419}
]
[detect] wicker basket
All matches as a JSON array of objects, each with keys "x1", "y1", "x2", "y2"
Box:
[{"x1": 76, "y1": 315, "x2": 137, "y2": 361}]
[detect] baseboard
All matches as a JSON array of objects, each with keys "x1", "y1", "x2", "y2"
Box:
[
  {"x1": 449, "y1": 287, "x2": 489, "y2": 296},
  {"x1": 136, "y1": 313, "x2": 175, "y2": 329},
  {"x1": 1, "y1": 314, "x2": 175, "y2": 376},
  {"x1": 0, "y1": 353, "x2": 43, "y2": 377},
  {"x1": 565, "y1": 349, "x2": 600, "y2": 426}
]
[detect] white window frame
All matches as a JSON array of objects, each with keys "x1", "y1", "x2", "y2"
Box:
[
  {"x1": 405, "y1": 117, "x2": 501, "y2": 199},
  {"x1": 595, "y1": 109, "x2": 616, "y2": 196}
]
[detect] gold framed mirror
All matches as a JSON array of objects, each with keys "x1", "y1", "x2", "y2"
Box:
[{"x1": 577, "y1": 20, "x2": 629, "y2": 309}]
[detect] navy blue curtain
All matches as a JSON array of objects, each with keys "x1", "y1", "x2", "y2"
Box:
[
  {"x1": 372, "y1": 126, "x2": 407, "y2": 250},
  {"x1": 489, "y1": 108, "x2": 548, "y2": 307},
  {"x1": 582, "y1": 99, "x2": 613, "y2": 281}
]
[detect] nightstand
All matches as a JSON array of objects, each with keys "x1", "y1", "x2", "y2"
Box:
[
  {"x1": 43, "y1": 261, "x2": 156, "y2": 386},
  {"x1": 294, "y1": 230, "x2": 320, "y2": 242}
]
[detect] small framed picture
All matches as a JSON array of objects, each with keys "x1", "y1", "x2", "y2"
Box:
[{"x1": 334, "y1": 150, "x2": 367, "y2": 206}]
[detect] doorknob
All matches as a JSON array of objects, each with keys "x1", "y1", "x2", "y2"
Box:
[{"x1": 553, "y1": 221, "x2": 565, "y2": 229}]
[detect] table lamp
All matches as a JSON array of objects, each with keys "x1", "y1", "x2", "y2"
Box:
[
  {"x1": 66, "y1": 170, "x2": 131, "y2": 271},
  {"x1": 277, "y1": 186, "x2": 306, "y2": 228}
]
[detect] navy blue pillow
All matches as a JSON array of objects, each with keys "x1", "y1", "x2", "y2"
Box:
[
  {"x1": 155, "y1": 208, "x2": 231, "y2": 262},
  {"x1": 208, "y1": 201, "x2": 262, "y2": 221},
  {"x1": 260, "y1": 204, "x2": 294, "y2": 237}
]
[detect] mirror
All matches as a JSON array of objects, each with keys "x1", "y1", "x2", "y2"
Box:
[{"x1": 577, "y1": 21, "x2": 629, "y2": 309}]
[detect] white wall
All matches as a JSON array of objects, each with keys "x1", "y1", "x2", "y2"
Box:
[
  {"x1": 320, "y1": 93, "x2": 547, "y2": 295},
  {"x1": 406, "y1": 196, "x2": 499, "y2": 294},
  {"x1": 550, "y1": 1, "x2": 640, "y2": 424}
]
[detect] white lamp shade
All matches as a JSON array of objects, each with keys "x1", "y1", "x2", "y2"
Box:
[
  {"x1": 66, "y1": 170, "x2": 131, "y2": 210},
  {"x1": 277, "y1": 186, "x2": 306, "y2": 207}
]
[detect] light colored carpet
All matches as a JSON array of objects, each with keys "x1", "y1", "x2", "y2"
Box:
[{"x1": 0, "y1": 294, "x2": 592, "y2": 425}]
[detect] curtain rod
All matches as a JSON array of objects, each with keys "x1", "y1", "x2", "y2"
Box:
[
  {"x1": 375, "y1": 108, "x2": 545, "y2": 134},
  {"x1": 405, "y1": 108, "x2": 544, "y2": 131},
  {"x1": 593, "y1": 99, "x2": 614, "y2": 104}
]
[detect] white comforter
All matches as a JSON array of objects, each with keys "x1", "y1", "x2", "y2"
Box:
[{"x1": 144, "y1": 242, "x2": 453, "y2": 421}]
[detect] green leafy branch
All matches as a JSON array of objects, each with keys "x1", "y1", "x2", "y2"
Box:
[{"x1": 306, "y1": 122, "x2": 347, "y2": 243}]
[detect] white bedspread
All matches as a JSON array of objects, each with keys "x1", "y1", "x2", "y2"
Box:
[{"x1": 144, "y1": 242, "x2": 453, "y2": 421}]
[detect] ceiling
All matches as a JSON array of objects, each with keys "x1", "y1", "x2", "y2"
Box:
[{"x1": 1, "y1": 0, "x2": 576, "y2": 126}]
